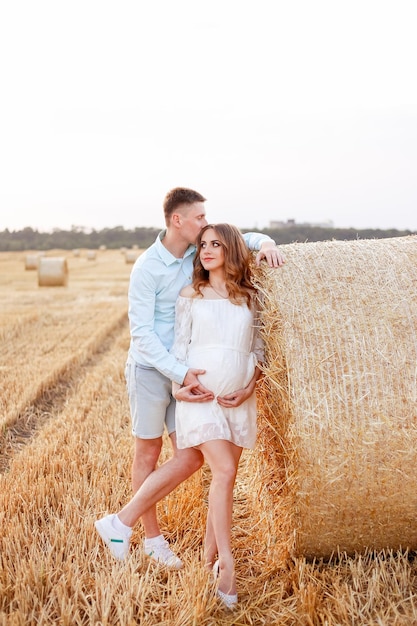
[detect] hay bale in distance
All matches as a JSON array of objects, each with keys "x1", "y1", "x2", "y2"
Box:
[
  {"x1": 125, "y1": 250, "x2": 140, "y2": 264},
  {"x1": 86, "y1": 251, "x2": 96, "y2": 260},
  {"x1": 255, "y1": 235, "x2": 417, "y2": 559},
  {"x1": 25, "y1": 254, "x2": 40, "y2": 270},
  {"x1": 38, "y1": 257, "x2": 68, "y2": 287}
]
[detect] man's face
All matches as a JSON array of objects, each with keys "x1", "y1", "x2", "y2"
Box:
[{"x1": 178, "y1": 202, "x2": 208, "y2": 245}]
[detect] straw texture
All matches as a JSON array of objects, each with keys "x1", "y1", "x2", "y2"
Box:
[{"x1": 254, "y1": 235, "x2": 417, "y2": 558}]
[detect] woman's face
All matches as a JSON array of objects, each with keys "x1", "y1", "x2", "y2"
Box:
[{"x1": 199, "y1": 228, "x2": 225, "y2": 271}]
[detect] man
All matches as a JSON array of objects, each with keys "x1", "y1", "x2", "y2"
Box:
[{"x1": 95, "y1": 188, "x2": 285, "y2": 566}]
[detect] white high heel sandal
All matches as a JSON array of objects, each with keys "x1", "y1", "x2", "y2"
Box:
[{"x1": 212, "y1": 560, "x2": 238, "y2": 608}]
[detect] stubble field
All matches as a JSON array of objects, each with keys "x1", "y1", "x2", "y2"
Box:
[{"x1": 1, "y1": 249, "x2": 417, "y2": 626}]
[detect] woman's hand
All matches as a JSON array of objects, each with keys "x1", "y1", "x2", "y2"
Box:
[
  {"x1": 216, "y1": 387, "x2": 251, "y2": 408},
  {"x1": 217, "y1": 367, "x2": 262, "y2": 408}
]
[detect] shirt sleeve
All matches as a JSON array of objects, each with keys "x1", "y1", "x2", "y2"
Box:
[
  {"x1": 242, "y1": 231, "x2": 276, "y2": 250},
  {"x1": 170, "y1": 296, "x2": 193, "y2": 364},
  {"x1": 128, "y1": 265, "x2": 188, "y2": 384}
]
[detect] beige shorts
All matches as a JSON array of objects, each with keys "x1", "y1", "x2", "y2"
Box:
[{"x1": 125, "y1": 357, "x2": 176, "y2": 439}]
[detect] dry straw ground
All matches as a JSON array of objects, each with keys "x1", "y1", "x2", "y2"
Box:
[{"x1": 1, "y1": 244, "x2": 417, "y2": 626}]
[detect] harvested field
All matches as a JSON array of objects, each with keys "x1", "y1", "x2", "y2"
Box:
[{"x1": 1, "y1": 247, "x2": 417, "y2": 625}]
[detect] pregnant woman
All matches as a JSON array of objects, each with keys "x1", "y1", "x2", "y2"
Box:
[{"x1": 171, "y1": 223, "x2": 264, "y2": 609}]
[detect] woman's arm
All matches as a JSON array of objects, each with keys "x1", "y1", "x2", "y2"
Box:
[
  {"x1": 170, "y1": 296, "x2": 214, "y2": 402},
  {"x1": 217, "y1": 299, "x2": 264, "y2": 408}
]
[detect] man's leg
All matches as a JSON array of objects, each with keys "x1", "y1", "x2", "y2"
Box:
[
  {"x1": 96, "y1": 361, "x2": 203, "y2": 564},
  {"x1": 126, "y1": 360, "x2": 173, "y2": 539},
  {"x1": 95, "y1": 434, "x2": 204, "y2": 563},
  {"x1": 112, "y1": 437, "x2": 203, "y2": 567},
  {"x1": 131, "y1": 436, "x2": 164, "y2": 539},
  {"x1": 120, "y1": 435, "x2": 203, "y2": 528}
]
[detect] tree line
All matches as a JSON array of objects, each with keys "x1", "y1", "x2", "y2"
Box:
[{"x1": 0, "y1": 224, "x2": 415, "y2": 252}]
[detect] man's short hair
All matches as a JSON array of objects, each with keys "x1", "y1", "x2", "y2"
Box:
[{"x1": 163, "y1": 187, "x2": 206, "y2": 223}]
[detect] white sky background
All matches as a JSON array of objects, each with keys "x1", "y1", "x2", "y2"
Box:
[{"x1": 1, "y1": 0, "x2": 416, "y2": 232}]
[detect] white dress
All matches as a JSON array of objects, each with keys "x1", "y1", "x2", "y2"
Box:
[{"x1": 171, "y1": 295, "x2": 264, "y2": 450}]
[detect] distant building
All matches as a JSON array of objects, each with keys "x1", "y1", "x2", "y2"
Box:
[
  {"x1": 269, "y1": 218, "x2": 334, "y2": 229},
  {"x1": 269, "y1": 219, "x2": 296, "y2": 228}
]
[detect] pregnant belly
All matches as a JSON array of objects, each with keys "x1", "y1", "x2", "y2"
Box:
[{"x1": 188, "y1": 347, "x2": 255, "y2": 396}]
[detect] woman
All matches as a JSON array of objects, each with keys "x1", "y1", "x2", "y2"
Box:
[{"x1": 171, "y1": 223, "x2": 264, "y2": 608}]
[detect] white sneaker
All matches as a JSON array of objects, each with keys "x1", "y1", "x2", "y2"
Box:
[
  {"x1": 144, "y1": 539, "x2": 183, "y2": 569},
  {"x1": 95, "y1": 514, "x2": 132, "y2": 560}
]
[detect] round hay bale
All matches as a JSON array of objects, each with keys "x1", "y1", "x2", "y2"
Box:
[
  {"x1": 38, "y1": 257, "x2": 68, "y2": 287},
  {"x1": 125, "y1": 250, "x2": 140, "y2": 264},
  {"x1": 254, "y1": 235, "x2": 417, "y2": 559},
  {"x1": 86, "y1": 251, "x2": 96, "y2": 260},
  {"x1": 72, "y1": 248, "x2": 81, "y2": 257},
  {"x1": 25, "y1": 254, "x2": 40, "y2": 270}
]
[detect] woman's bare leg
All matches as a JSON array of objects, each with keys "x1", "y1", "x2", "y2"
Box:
[
  {"x1": 204, "y1": 508, "x2": 217, "y2": 569},
  {"x1": 199, "y1": 440, "x2": 242, "y2": 595}
]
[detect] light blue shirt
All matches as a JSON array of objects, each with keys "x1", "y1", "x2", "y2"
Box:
[{"x1": 128, "y1": 230, "x2": 274, "y2": 384}]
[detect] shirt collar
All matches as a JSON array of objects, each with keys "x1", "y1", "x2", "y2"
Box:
[{"x1": 156, "y1": 230, "x2": 196, "y2": 265}]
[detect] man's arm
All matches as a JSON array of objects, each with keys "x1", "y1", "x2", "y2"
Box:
[{"x1": 128, "y1": 267, "x2": 187, "y2": 384}]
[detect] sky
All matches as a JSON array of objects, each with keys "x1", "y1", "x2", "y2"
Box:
[{"x1": 1, "y1": 0, "x2": 416, "y2": 233}]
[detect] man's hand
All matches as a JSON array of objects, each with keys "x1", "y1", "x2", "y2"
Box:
[
  {"x1": 175, "y1": 369, "x2": 214, "y2": 403},
  {"x1": 255, "y1": 241, "x2": 286, "y2": 268}
]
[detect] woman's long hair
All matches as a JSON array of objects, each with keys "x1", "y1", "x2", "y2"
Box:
[{"x1": 193, "y1": 223, "x2": 256, "y2": 306}]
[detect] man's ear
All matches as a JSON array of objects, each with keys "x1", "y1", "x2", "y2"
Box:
[{"x1": 172, "y1": 212, "x2": 182, "y2": 227}]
